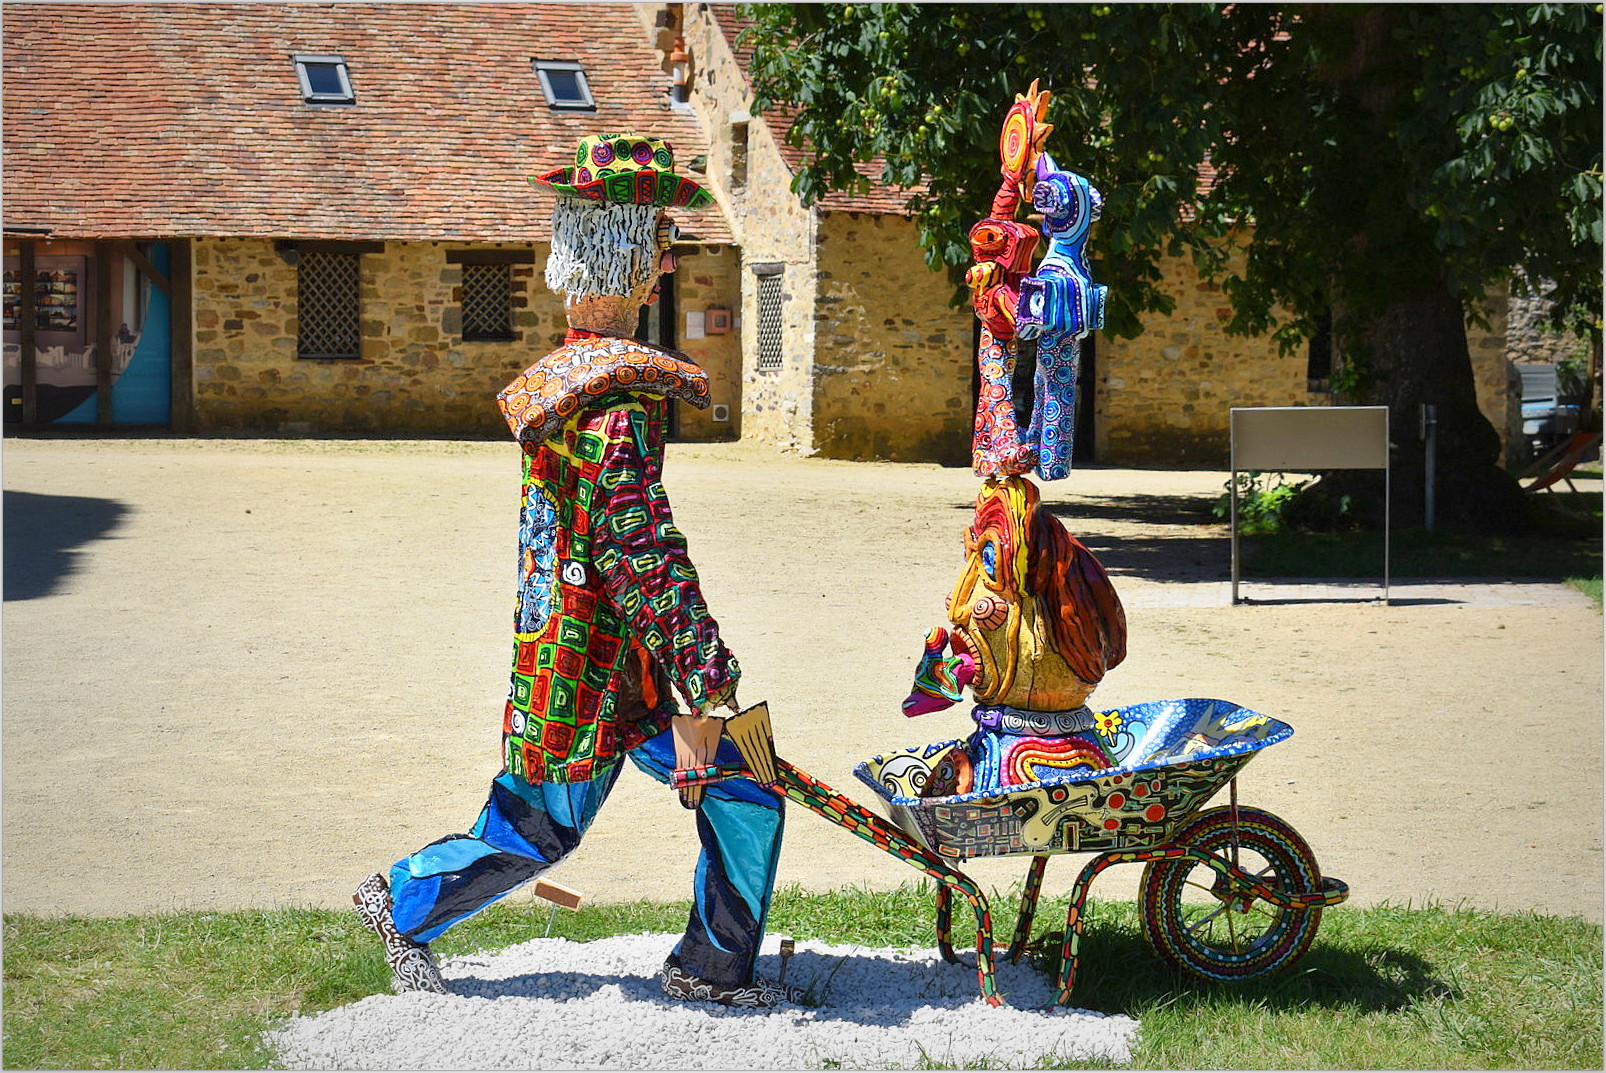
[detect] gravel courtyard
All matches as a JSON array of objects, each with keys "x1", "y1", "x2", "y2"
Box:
[{"x1": 4, "y1": 436, "x2": 1601, "y2": 925}]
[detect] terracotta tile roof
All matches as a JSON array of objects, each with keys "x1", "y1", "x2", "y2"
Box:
[
  {"x1": 707, "y1": 4, "x2": 922, "y2": 216},
  {"x1": 3, "y1": 4, "x2": 733, "y2": 244}
]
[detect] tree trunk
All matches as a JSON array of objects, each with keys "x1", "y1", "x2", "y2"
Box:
[
  {"x1": 1305, "y1": 5, "x2": 1529, "y2": 534},
  {"x1": 1329, "y1": 279, "x2": 1527, "y2": 533}
]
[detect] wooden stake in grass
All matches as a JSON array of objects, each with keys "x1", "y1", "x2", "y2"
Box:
[
  {"x1": 778, "y1": 938, "x2": 795, "y2": 987},
  {"x1": 532, "y1": 879, "x2": 583, "y2": 937}
]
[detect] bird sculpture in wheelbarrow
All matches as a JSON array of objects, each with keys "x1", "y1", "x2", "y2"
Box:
[
  {"x1": 902, "y1": 475, "x2": 1128, "y2": 799},
  {"x1": 864, "y1": 81, "x2": 1349, "y2": 1009}
]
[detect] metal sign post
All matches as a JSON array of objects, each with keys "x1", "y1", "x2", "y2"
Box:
[{"x1": 1229, "y1": 406, "x2": 1391, "y2": 605}]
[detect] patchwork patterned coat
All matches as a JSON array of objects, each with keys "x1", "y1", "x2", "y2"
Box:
[{"x1": 495, "y1": 329, "x2": 737, "y2": 784}]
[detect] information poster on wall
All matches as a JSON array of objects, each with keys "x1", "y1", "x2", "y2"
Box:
[{"x1": 3, "y1": 257, "x2": 86, "y2": 345}]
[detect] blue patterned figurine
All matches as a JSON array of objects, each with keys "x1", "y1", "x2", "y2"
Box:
[{"x1": 1017, "y1": 153, "x2": 1107, "y2": 481}]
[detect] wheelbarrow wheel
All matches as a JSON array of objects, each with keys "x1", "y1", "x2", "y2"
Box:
[{"x1": 1139, "y1": 805, "x2": 1323, "y2": 981}]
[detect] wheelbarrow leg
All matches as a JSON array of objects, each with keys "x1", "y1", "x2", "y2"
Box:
[
  {"x1": 1005, "y1": 854, "x2": 1050, "y2": 963},
  {"x1": 934, "y1": 882, "x2": 959, "y2": 963},
  {"x1": 769, "y1": 759, "x2": 1004, "y2": 1006},
  {"x1": 1055, "y1": 849, "x2": 1146, "y2": 1005}
]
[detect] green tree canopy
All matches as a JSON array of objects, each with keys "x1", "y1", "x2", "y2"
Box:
[{"x1": 741, "y1": 3, "x2": 1602, "y2": 529}]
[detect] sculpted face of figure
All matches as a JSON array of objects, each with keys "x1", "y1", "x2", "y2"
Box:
[{"x1": 944, "y1": 478, "x2": 1097, "y2": 711}]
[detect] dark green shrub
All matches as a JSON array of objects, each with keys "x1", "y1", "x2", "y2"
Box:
[{"x1": 1212, "y1": 471, "x2": 1358, "y2": 534}]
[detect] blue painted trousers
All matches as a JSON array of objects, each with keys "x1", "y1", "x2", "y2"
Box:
[{"x1": 386, "y1": 728, "x2": 785, "y2": 987}]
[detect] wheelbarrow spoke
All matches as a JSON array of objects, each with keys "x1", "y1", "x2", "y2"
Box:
[
  {"x1": 1250, "y1": 904, "x2": 1287, "y2": 928},
  {"x1": 1184, "y1": 902, "x2": 1232, "y2": 934},
  {"x1": 1220, "y1": 900, "x2": 1243, "y2": 952}
]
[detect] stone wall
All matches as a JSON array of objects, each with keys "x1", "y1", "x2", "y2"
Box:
[
  {"x1": 1097, "y1": 250, "x2": 1520, "y2": 468},
  {"x1": 191, "y1": 236, "x2": 740, "y2": 439},
  {"x1": 812, "y1": 212, "x2": 972, "y2": 463},
  {"x1": 1507, "y1": 287, "x2": 1591, "y2": 367},
  {"x1": 671, "y1": 245, "x2": 742, "y2": 440},
  {"x1": 1096, "y1": 249, "x2": 1317, "y2": 467},
  {"x1": 192, "y1": 237, "x2": 555, "y2": 434},
  {"x1": 678, "y1": 1, "x2": 819, "y2": 452}
]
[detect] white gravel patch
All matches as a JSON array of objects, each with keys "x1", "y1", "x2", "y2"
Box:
[{"x1": 267, "y1": 933, "x2": 1139, "y2": 1069}]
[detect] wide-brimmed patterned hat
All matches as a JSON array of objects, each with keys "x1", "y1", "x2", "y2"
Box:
[{"x1": 529, "y1": 133, "x2": 712, "y2": 209}]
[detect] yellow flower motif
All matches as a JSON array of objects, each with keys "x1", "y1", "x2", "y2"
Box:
[{"x1": 1094, "y1": 709, "x2": 1123, "y2": 737}]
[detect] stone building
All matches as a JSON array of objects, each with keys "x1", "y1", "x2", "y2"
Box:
[
  {"x1": 4, "y1": 3, "x2": 742, "y2": 440},
  {"x1": 5, "y1": 2, "x2": 1524, "y2": 467},
  {"x1": 656, "y1": 2, "x2": 977, "y2": 463}
]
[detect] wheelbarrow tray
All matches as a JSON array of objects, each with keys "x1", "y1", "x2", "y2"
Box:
[{"x1": 854, "y1": 698, "x2": 1292, "y2": 860}]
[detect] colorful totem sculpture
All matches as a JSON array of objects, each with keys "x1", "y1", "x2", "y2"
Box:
[
  {"x1": 884, "y1": 85, "x2": 1347, "y2": 1006},
  {"x1": 1018, "y1": 154, "x2": 1107, "y2": 480},
  {"x1": 903, "y1": 82, "x2": 1132, "y2": 797},
  {"x1": 962, "y1": 80, "x2": 1107, "y2": 485},
  {"x1": 968, "y1": 81, "x2": 1049, "y2": 478}
]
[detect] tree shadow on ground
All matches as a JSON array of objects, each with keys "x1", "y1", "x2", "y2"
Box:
[
  {"x1": 3, "y1": 489, "x2": 127, "y2": 601},
  {"x1": 1073, "y1": 531, "x2": 1231, "y2": 583},
  {"x1": 1048, "y1": 493, "x2": 1221, "y2": 528},
  {"x1": 948, "y1": 494, "x2": 1231, "y2": 583},
  {"x1": 1031, "y1": 924, "x2": 1453, "y2": 1019}
]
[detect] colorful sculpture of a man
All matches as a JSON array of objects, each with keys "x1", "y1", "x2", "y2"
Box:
[{"x1": 353, "y1": 133, "x2": 796, "y2": 1009}]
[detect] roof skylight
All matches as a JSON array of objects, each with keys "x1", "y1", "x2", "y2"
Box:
[
  {"x1": 293, "y1": 54, "x2": 355, "y2": 105},
  {"x1": 533, "y1": 60, "x2": 595, "y2": 110}
]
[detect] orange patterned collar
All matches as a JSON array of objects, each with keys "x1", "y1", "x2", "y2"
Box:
[{"x1": 497, "y1": 335, "x2": 709, "y2": 446}]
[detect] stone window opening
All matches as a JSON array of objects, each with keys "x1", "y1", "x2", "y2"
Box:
[
  {"x1": 753, "y1": 263, "x2": 783, "y2": 371},
  {"x1": 292, "y1": 54, "x2": 354, "y2": 105},
  {"x1": 447, "y1": 249, "x2": 533, "y2": 343},
  {"x1": 296, "y1": 251, "x2": 361, "y2": 360},
  {"x1": 533, "y1": 60, "x2": 595, "y2": 110},
  {"x1": 729, "y1": 113, "x2": 750, "y2": 191},
  {"x1": 1306, "y1": 309, "x2": 1334, "y2": 394},
  {"x1": 460, "y1": 263, "x2": 514, "y2": 342}
]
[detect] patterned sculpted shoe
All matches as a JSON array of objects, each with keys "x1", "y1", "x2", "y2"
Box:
[
  {"x1": 352, "y1": 872, "x2": 449, "y2": 994},
  {"x1": 658, "y1": 953, "x2": 803, "y2": 1008}
]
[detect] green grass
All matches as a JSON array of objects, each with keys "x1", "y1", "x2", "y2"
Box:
[
  {"x1": 4, "y1": 886, "x2": 1601, "y2": 1070},
  {"x1": 1567, "y1": 576, "x2": 1603, "y2": 603}
]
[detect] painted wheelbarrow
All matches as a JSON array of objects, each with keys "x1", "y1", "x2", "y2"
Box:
[{"x1": 685, "y1": 697, "x2": 1348, "y2": 1007}]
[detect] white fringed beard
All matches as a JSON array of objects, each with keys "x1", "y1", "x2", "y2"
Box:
[{"x1": 546, "y1": 198, "x2": 662, "y2": 304}]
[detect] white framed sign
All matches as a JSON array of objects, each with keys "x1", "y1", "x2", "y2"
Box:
[{"x1": 1229, "y1": 406, "x2": 1390, "y2": 605}]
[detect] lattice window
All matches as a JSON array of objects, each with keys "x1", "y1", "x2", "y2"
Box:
[
  {"x1": 297, "y1": 251, "x2": 361, "y2": 359},
  {"x1": 755, "y1": 272, "x2": 783, "y2": 371},
  {"x1": 461, "y1": 262, "x2": 513, "y2": 341}
]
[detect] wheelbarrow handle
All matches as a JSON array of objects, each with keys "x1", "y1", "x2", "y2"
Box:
[{"x1": 669, "y1": 764, "x2": 729, "y2": 789}]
